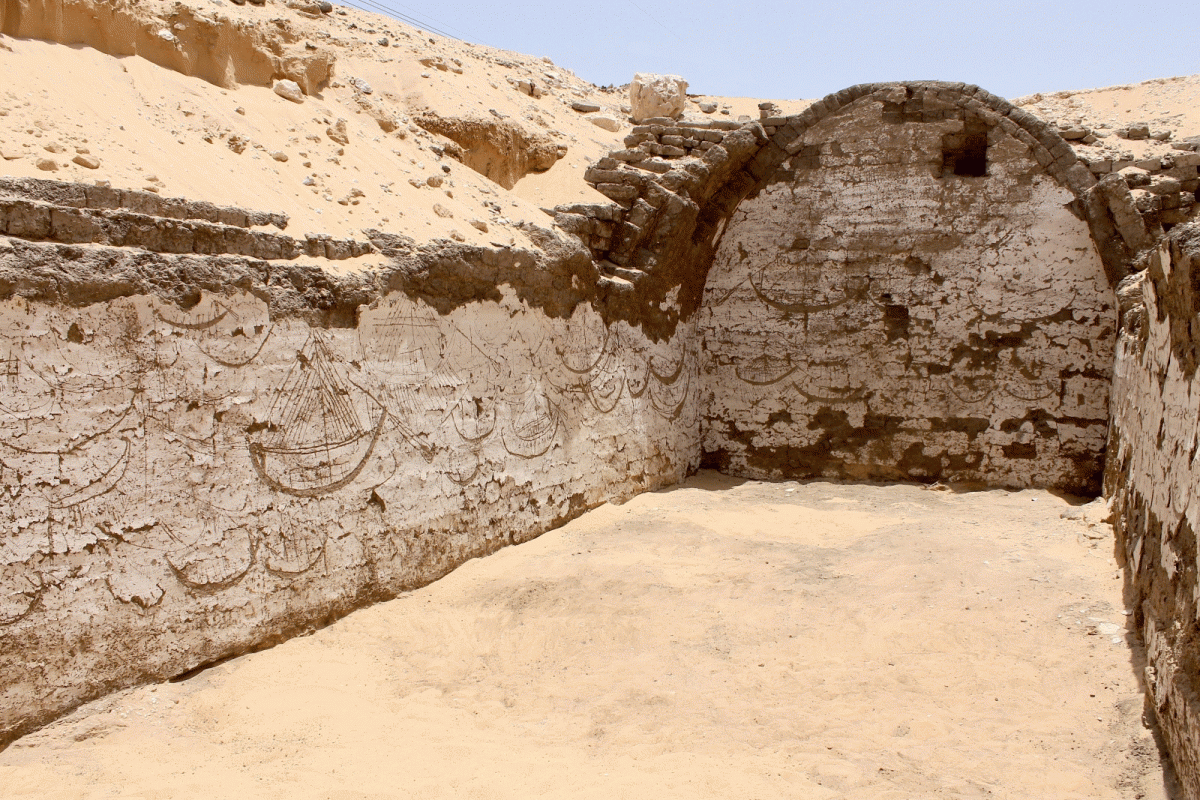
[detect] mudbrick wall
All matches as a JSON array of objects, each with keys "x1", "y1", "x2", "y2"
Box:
[
  {"x1": 0, "y1": 180, "x2": 701, "y2": 745},
  {"x1": 1106, "y1": 223, "x2": 1200, "y2": 800},
  {"x1": 7, "y1": 77, "x2": 1200, "y2": 798},
  {"x1": 698, "y1": 87, "x2": 1117, "y2": 493}
]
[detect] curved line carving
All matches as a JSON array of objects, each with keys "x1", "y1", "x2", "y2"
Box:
[
  {"x1": 197, "y1": 324, "x2": 275, "y2": 368},
  {"x1": 0, "y1": 401, "x2": 138, "y2": 455},
  {"x1": 557, "y1": 329, "x2": 614, "y2": 376},
  {"x1": 966, "y1": 285, "x2": 1077, "y2": 322},
  {"x1": 248, "y1": 408, "x2": 387, "y2": 497},
  {"x1": 165, "y1": 526, "x2": 257, "y2": 590},
  {"x1": 446, "y1": 458, "x2": 481, "y2": 486},
  {"x1": 153, "y1": 302, "x2": 231, "y2": 331},
  {"x1": 47, "y1": 441, "x2": 131, "y2": 509},
  {"x1": 648, "y1": 352, "x2": 685, "y2": 385},
  {"x1": 502, "y1": 395, "x2": 559, "y2": 459},
  {"x1": 586, "y1": 374, "x2": 624, "y2": 414},
  {"x1": 626, "y1": 362, "x2": 649, "y2": 399},
  {"x1": 451, "y1": 396, "x2": 496, "y2": 443},
  {"x1": 736, "y1": 353, "x2": 797, "y2": 386},
  {"x1": 649, "y1": 371, "x2": 692, "y2": 421},
  {"x1": 791, "y1": 381, "x2": 867, "y2": 404},
  {"x1": 750, "y1": 266, "x2": 870, "y2": 314},
  {"x1": 949, "y1": 377, "x2": 996, "y2": 404},
  {"x1": 1004, "y1": 379, "x2": 1058, "y2": 401},
  {"x1": 0, "y1": 568, "x2": 44, "y2": 627}
]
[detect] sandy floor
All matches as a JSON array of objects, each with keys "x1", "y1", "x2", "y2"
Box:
[{"x1": 0, "y1": 473, "x2": 1178, "y2": 799}]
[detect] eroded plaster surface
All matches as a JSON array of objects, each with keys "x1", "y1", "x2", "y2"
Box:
[
  {"x1": 0, "y1": 286, "x2": 700, "y2": 743},
  {"x1": 699, "y1": 94, "x2": 1117, "y2": 492},
  {"x1": 1106, "y1": 226, "x2": 1200, "y2": 800}
]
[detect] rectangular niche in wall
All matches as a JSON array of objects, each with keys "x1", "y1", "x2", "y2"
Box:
[{"x1": 942, "y1": 118, "x2": 989, "y2": 177}]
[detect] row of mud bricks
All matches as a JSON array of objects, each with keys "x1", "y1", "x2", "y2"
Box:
[
  {"x1": 555, "y1": 81, "x2": 1167, "y2": 289},
  {"x1": 555, "y1": 82, "x2": 1100, "y2": 285},
  {"x1": 0, "y1": 178, "x2": 374, "y2": 261},
  {"x1": 0, "y1": 177, "x2": 289, "y2": 230},
  {"x1": 1079, "y1": 151, "x2": 1200, "y2": 229}
]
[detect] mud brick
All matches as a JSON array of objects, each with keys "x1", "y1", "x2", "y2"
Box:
[
  {"x1": 84, "y1": 184, "x2": 122, "y2": 210},
  {"x1": 611, "y1": 149, "x2": 649, "y2": 163},
  {"x1": 1064, "y1": 163, "x2": 1097, "y2": 193},
  {"x1": 4, "y1": 199, "x2": 51, "y2": 238},
  {"x1": 638, "y1": 158, "x2": 672, "y2": 174},
  {"x1": 625, "y1": 199, "x2": 656, "y2": 229},
  {"x1": 584, "y1": 167, "x2": 624, "y2": 184},
  {"x1": 596, "y1": 183, "x2": 639, "y2": 202}
]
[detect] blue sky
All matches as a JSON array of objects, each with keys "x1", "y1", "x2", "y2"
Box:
[{"x1": 342, "y1": 0, "x2": 1200, "y2": 100}]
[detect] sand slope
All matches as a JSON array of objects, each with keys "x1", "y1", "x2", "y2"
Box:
[
  {"x1": 0, "y1": 0, "x2": 818, "y2": 252},
  {"x1": 0, "y1": 474, "x2": 1176, "y2": 799}
]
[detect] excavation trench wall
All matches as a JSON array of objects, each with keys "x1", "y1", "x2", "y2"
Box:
[
  {"x1": 4, "y1": 78, "x2": 1200, "y2": 798},
  {"x1": 0, "y1": 194, "x2": 701, "y2": 744},
  {"x1": 1107, "y1": 224, "x2": 1200, "y2": 800}
]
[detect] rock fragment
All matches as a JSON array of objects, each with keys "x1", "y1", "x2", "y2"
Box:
[
  {"x1": 326, "y1": 119, "x2": 349, "y2": 145},
  {"x1": 1056, "y1": 123, "x2": 1089, "y2": 140},
  {"x1": 571, "y1": 101, "x2": 601, "y2": 113},
  {"x1": 285, "y1": 0, "x2": 325, "y2": 13},
  {"x1": 629, "y1": 73, "x2": 687, "y2": 122},
  {"x1": 273, "y1": 80, "x2": 305, "y2": 104},
  {"x1": 1117, "y1": 122, "x2": 1150, "y2": 140},
  {"x1": 72, "y1": 154, "x2": 100, "y2": 169},
  {"x1": 35, "y1": 158, "x2": 58, "y2": 171},
  {"x1": 588, "y1": 114, "x2": 620, "y2": 132}
]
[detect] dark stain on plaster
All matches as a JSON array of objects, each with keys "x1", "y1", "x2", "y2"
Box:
[
  {"x1": 1002, "y1": 442, "x2": 1038, "y2": 459},
  {"x1": 730, "y1": 409, "x2": 1004, "y2": 483},
  {"x1": 882, "y1": 304, "x2": 910, "y2": 340},
  {"x1": 766, "y1": 410, "x2": 793, "y2": 426}
]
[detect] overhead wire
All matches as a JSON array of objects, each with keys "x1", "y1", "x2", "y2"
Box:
[
  {"x1": 622, "y1": 0, "x2": 685, "y2": 45},
  {"x1": 335, "y1": 0, "x2": 482, "y2": 45},
  {"x1": 378, "y1": 0, "x2": 477, "y2": 42}
]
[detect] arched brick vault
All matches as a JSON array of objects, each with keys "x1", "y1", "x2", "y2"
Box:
[
  {"x1": 552, "y1": 80, "x2": 1152, "y2": 342},
  {"x1": 551, "y1": 79, "x2": 1157, "y2": 492}
]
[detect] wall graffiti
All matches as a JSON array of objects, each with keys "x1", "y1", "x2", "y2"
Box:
[
  {"x1": 0, "y1": 287, "x2": 699, "y2": 677},
  {"x1": 699, "y1": 96, "x2": 1116, "y2": 492}
]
